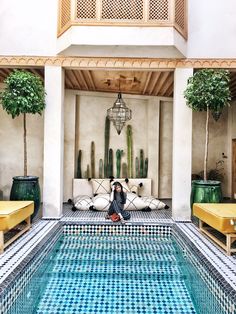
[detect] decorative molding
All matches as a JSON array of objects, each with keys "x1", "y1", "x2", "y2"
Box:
[{"x1": 1, "y1": 56, "x2": 236, "y2": 69}]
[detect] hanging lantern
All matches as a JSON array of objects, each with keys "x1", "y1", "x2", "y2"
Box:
[{"x1": 107, "y1": 92, "x2": 132, "y2": 134}]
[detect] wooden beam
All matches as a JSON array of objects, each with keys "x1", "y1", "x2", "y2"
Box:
[
  {"x1": 78, "y1": 70, "x2": 89, "y2": 90},
  {"x1": 87, "y1": 70, "x2": 96, "y2": 90},
  {"x1": 70, "y1": 70, "x2": 82, "y2": 89},
  {"x1": 142, "y1": 72, "x2": 152, "y2": 95},
  {"x1": 154, "y1": 72, "x2": 170, "y2": 96},
  {"x1": 149, "y1": 72, "x2": 161, "y2": 95},
  {"x1": 166, "y1": 83, "x2": 174, "y2": 97},
  {"x1": 160, "y1": 72, "x2": 174, "y2": 96}
]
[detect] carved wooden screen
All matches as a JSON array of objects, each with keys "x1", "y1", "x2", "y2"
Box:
[
  {"x1": 101, "y1": 0, "x2": 143, "y2": 21},
  {"x1": 174, "y1": 0, "x2": 186, "y2": 34},
  {"x1": 148, "y1": 0, "x2": 169, "y2": 21},
  {"x1": 60, "y1": 0, "x2": 71, "y2": 28},
  {"x1": 76, "y1": 0, "x2": 96, "y2": 19}
]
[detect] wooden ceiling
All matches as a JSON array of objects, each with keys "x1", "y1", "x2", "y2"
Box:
[{"x1": 1, "y1": 68, "x2": 236, "y2": 100}]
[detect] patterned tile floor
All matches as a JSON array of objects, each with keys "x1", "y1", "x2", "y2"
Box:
[{"x1": 61, "y1": 199, "x2": 173, "y2": 224}]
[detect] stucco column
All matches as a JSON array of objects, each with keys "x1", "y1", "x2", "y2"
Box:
[
  {"x1": 172, "y1": 68, "x2": 193, "y2": 221},
  {"x1": 43, "y1": 66, "x2": 64, "y2": 218}
]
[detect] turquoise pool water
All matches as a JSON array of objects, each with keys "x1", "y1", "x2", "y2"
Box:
[{"x1": 8, "y1": 234, "x2": 224, "y2": 314}]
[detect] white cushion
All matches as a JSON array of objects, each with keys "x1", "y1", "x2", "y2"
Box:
[
  {"x1": 124, "y1": 193, "x2": 147, "y2": 211},
  {"x1": 93, "y1": 194, "x2": 110, "y2": 211},
  {"x1": 142, "y1": 196, "x2": 166, "y2": 210},
  {"x1": 74, "y1": 195, "x2": 94, "y2": 211},
  {"x1": 129, "y1": 184, "x2": 138, "y2": 194},
  {"x1": 91, "y1": 179, "x2": 111, "y2": 195}
]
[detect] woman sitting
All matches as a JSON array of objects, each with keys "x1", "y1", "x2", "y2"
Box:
[{"x1": 106, "y1": 181, "x2": 130, "y2": 223}]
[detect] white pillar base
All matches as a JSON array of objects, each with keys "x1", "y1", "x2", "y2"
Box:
[
  {"x1": 43, "y1": 66, "x2": 64, "y2": 218},
  {"x1": 172, "y1": 68, "x2": 193, "y2": 221}
]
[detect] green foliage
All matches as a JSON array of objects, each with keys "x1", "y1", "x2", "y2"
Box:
[
  {"x1": 127, "y1": 125, "x2": 133, "y2": 178},
  {"x1": 135, "y1": 157, "x2": 139, "y2": 178},
  {"x1": 99, "y1": 159, "x2": 103, "y2": 178},
  {"x1": 77, "y1": 150, "x2": 82, "y2": 178},
  {"x1": 192, "y1": 160, "x2": 225, "y2": 182},
  {"x1": 184, "y1": 69, "x2": 231, "y2": 113},
  {"x1": 108, "y1": 148, "x2": 113, "y2": 177},
  {"x1": 0, "y1": 70, "x2": 46, "y2": 118},
  {"x1": 140, "y1": 149, "x2": 144, "y2": 178},
  {"x1": 104, "y1": 116, "x2": 110, "y2": 178},
  {"x1": 91, "y1": 141, "x2": 95, "y2": 178},
  {"x1": 116, "y1": 149, "x2": 123, "y2": 178}
]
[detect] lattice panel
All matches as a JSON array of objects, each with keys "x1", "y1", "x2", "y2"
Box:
[
  {"x1": 175, "y1": 0, "x2": 185, "y2": 30},
  {"x1": 101, "y1": 0, "x2": 144, "y2": 21},
  {"x1": 149, "y1": 0, "x2": 169, "y2": 21},
  {"x1": 76, "y1": 0, "x2": 96, "y2": 19},
  {"x1": 60, "y1": 0, "x2": 71, "y2": 28}
]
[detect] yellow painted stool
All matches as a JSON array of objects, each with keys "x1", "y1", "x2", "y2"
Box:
[
  {"x1": 0, "y1": 201, "x2": 34, "y2": 253},
  {"x1": 193, "y1": 203, "x2": 236, "y2": 255}
]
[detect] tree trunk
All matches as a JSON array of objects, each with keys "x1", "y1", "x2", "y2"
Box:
[
  {"x1": 23, "y1": 113, "x2": 27, "y2": 176},
  {"x1": 204, "y1": 107, "x2": 209, "y2": 181}
]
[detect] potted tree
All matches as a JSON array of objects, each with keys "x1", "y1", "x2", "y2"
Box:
[
  {"x1": 0, "y1": 69, "x2": 46, "y2": 219},
  {"x1": 184, "y1": 69, "x2": 231, "y2": 206}
]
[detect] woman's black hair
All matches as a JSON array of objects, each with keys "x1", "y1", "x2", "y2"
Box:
[{"x1": 113, "y1": 182, "x2": 126, "y2": 204}]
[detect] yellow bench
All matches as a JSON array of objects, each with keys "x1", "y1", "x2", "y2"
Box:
[
  {"x1": 193, "y1": 203, "x2": 236, "y2": 255},
  {"x1": 0, "y1": 201, "x2": 34, "y2": 254}
]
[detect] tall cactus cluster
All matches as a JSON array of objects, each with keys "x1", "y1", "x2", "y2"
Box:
[
  {"x1": 127, "y1": 125, "x2": 133, "y2": 178},
  {"x1": 116, "y1": 149, "x2": 123, "y2": 178},
  {"x1": 76, "y1": 119, "x2": 148, "y2": 179},
  {"x1": 99, "y1": 159, "x2": 103, "y2": 179},
  {"x1": 108, "y1": 148, "x2": 113, "y2": 177},
  {"x1": 104, "y1": 116, "x2": 110, "y2": 178},
  {"x1": 90, "y1": 141, "x2": 95, "y2": 178},
  {"x1": 77, "y1": 150, "x2": 82, "y2": 178},
  {"x1": 135, "y1": 149, "x2": 148, "y2": 178}
]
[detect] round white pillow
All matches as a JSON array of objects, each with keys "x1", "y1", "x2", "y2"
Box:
[
  {"x1": 93, "y1": 194, "x2": 110, "y2": 211},
  {"x1": 124, "y1": 193, "x2": 147, "y2": 211},
  {"x1": 74, "y1": 195, "x2": 94, "y2": 211},
  {"x1": 142, "y1": 196, "x2": 166, "y2": 210}
]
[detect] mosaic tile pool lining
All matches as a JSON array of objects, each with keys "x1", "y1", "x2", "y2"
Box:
[{"x1": 0, "y1": 219, "x2": 235, "y2": 314}]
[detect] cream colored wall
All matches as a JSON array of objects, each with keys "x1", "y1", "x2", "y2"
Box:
[
  {"x1": 159, "y1": 101, "x2": 173, "y2": 198},
  {"x1": 0, "y1": 105, "x2": 44, "y2": 200},
  {"x1": 192, "y1": 108, "x2": 229, "y2": 196}
]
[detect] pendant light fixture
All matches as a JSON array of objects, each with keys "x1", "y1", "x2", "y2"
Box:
[{"x1": 107, "y1": 92, "x2": 132, "y2": 135}]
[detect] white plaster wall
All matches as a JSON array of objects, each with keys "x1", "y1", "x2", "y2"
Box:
[
  {"x1": 187, "y1": 0, "x2": 236, "y2": 58},
  {"x1": 159, "y1": 101, "x2": 173, "y2": 198},
  {"x1": 192, "y1": 108, "x2": 229, "y2": 196},
  {"x1": 64, "y1": 91, "x2": 76, "y2": 202},
  {"x1": 0, "y1": 99, "x2": 44, "y2": 199},
  {"x1": 1, "y1": 0, "x2": 236, "y2": 58},
  {"x1": 0, "y1": 0, "x2": 57, "y2": 55}
]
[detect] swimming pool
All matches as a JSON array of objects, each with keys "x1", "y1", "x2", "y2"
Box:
[{"x1": 4, "y1": 224, "x2": 230, "y2": 314}]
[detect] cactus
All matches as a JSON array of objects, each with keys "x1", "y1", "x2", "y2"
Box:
[
  {"x1": 144, "y1": 157, "x2": 148, "y2": 178},
  {"x1": 104, "y1": 116, "x2": 110, "y2": 178},
  {"x1": 91, "y1": 141, "x2": 95, "y2": 178},
  {"x1": 77, "y1": 150, "x2": 82, "y2": 178},
  {"x1": 108, "y1": 148, "x2": 113, "y2": 177},
  {"x1": 116, "y1": 149, "x2": 123, "y2": 178},
  {"x1": 122, "y1": 162, "x2": 128, "y2": 178},
  {"x1": 140, "y1": 149, "x2": 144, "y2": 178},
  {"x1": 135, "y1": 157, "x2": 139, "y2": 178},
  {"x1": 84, "y1": 164, "x2": 90, "y2": 179},
  {"x1": 127, "y1": 125, "x2": 133, "y2": 178},
  {"x1": 99, "y1": 159, "x2": 103, "y2": 178}
]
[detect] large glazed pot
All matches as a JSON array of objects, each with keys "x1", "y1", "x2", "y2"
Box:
[
  {"x1": 10, "y1": 176, "x2": 41, "y2": 220},
  {"x1": 190, "y1": 180, "x2": 222, "y2": 209}
]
